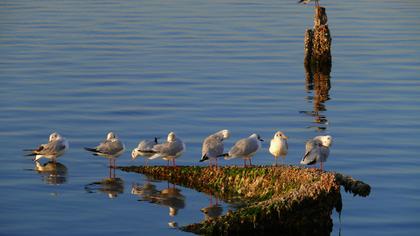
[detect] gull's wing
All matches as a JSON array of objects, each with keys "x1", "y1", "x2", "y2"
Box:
[
  {"x1": 202, "y1": 134, "x2": 223, "y2": 158},
  {"x1": 149, "y1": 139, "x2": 184, "y2": 160},
  {"x1": 28, "y1": 139, "x2": 66, "y2": 156},
  {"x1": 227, "y1": 137, "x2": 258, "y2": 159},
  {"x1": 96, "y1": 139, "x2": 124, "y2": 155},
  {"x1": 300, "y1": 139, "x2": 319, "y2": 165}
]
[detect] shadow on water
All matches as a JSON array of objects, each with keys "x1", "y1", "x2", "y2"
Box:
[
  {"x1": 34, "y1": 161, "x2": 68, "y2": 185},
  {"x1": 131, "y1": 180, "x2": 186, "y2": 228},
  {"x1": 300, "y1": 64, "x2": 331, "y2": 132},
  {"x1": 85, "y1": 166, "x2": 125, "y2": 199}
]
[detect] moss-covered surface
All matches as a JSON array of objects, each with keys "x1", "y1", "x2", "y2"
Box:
[{"x1": 119, "y1": 165, "x2": 342, "y2": 235}]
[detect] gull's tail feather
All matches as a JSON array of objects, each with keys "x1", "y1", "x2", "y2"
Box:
[
  {"x1": 139, "y1": 150, "x2": 157, "y2": 154},
  {"x1": 300, "y1": 156, "x2": 317, "y2": 165},
  {"x1": 84, "y1": 147, "x2": 97, "y2": 153},
  {"x1": 200, "y1": 155, "x2": 208, "y2": 162},
  {"x1": 23, "y1": 145, "x2": 44, "y2": 153},
  {"x1": 217, "y1": 153, "x2": 229, "y2": 158},
  {"x1": 300, "y1": 155, "x2": 307, "y2": 164},
  {"x1": 217, "y1": 153, "x2": 233, "y2": 160}
]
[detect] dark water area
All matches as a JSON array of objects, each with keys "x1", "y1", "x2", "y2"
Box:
[{"x1": 1, "y1": 0, "x2": 419, "y2": 235}]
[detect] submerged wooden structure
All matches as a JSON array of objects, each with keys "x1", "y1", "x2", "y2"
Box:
[{"x1": 119, "y1": 165, "x2": 370, "y2": 235}]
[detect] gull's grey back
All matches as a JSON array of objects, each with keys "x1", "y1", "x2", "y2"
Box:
[
  {"x1": 154, "y1": 138, "x2": 184, "y2": 156},
  {"x1": 301, "y1": 139, "x2": 320, "y2": 165},
  {"x1": 97, "y1": 139, "x2": 124, "y2": 155},
  {"x1": 229, "y1": 137, "x2": 259, "y2": 157},
  {"x1": 202, "y1": 134, "x2": 224, "y2": 158},
  {"x1": 38, "y1": 139, "x2": 67, "y2": 155},
  {"x1": 138, "y1": 139, "x2": 156, "y2": 150}
]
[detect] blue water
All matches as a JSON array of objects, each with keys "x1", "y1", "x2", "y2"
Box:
[{"x1": 1, "y1": 0, "x2": 420, "y2": 235}]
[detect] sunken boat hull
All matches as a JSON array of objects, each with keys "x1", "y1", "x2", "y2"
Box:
[{"x1": 119, "y1": 166, "x2": 367, "y2": 235}]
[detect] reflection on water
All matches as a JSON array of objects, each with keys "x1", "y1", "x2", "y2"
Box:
[
  {"x1": 85, "y1": 178, "x2": 124, "y2": 199},
  {"x1": 301, "y1": 65, "x2": 331, "y2": 132},
  {"x1": 131, "y1": 181, "x2": 186, "y2": 228},
  {"x1": 130, "y1": 177, "x2": 247, "y2": 231},
  {"x1": 131, "y1": 181, "x2": 160, "y2": 201},
  {"x1": 201, "y1": 195, "x2": 223, "y2": 220},
  {"x1": 85, "y1": 167, "x2": 125, "y2": 199},
  {"x1": 34, "y1": 161, "x2": 67, "y2": 185}
]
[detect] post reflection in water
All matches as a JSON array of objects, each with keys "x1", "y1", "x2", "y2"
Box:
[
  {"x1": 201, "y1": 194, "x2": 223, "y2": 221},
  {"x1": 34, "y1": 161, "x2": 68, "y2": 185},
  {"x1": 301, "y1": 65, "x2": 332, "y2": 132},
  {"x1": 131, "y1": 180, "x2": 185, "y2": 228},
  {"x1": 85, "y1": 166, "x2": 124, "y2": 199}
]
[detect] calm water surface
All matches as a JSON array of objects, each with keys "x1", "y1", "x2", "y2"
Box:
[{"x1": 1, "y1": 0, "x2": 420, "y2": 235}]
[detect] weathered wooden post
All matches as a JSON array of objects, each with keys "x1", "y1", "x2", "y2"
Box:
[
  {"x1": 303, "y1": 6, "x2": 332, "y2": 131},
  {"x1": 304, "y1": 6, "x2": 332, "y2": 70}
]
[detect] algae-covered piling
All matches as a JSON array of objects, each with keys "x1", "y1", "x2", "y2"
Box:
[
  {"x1": 119, "y1": 165, "x2": 367, "y2": 235},
  {"x1": 304, "y1": 6, "x2": 332, "y2": 70}
]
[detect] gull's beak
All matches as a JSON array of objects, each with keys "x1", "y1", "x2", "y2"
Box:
[{"x1": 283, "y1": 135, "x2": 288, "y2": 140}]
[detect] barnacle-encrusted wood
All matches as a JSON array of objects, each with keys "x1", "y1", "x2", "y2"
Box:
[
  {"x1": 119, "y1": 165, "x2": 363, "y2": 235},
  {"x1": 304, "y1": 6, "x2": 332, "y2": 69}
]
